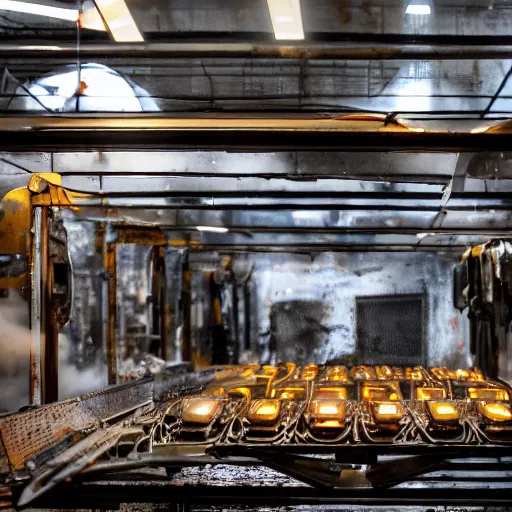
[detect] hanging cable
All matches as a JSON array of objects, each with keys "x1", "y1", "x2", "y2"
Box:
[{"x1": 76, "y1": 0, "x2": 82, "y2": 112}]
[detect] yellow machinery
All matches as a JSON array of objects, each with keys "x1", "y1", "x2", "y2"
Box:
[{"x1": 0, "y1": 173, "x2": 195, "y2": 404}]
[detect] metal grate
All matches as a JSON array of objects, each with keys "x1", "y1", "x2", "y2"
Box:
[{"x1": 356, "y1": 294, "x2": 425, "y2": 366}]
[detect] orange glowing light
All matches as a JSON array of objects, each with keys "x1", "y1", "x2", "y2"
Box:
[
  {"x1": 181, "y1": 397, "x2": 222, "y2": 424},
  {"x1": 272, "y1": 387, "x2": 304, "y2": 400},
  {"x1": 376, "y1": 366, "x2": 393, "y2": 380},
  {"x1": 392, "y1": 367, "x2": 405, "y2": 379},
  {"x1": 405, "y1": 367, "x2": 423, "y2": 380},
  {"x1": 372, "y1": 402, "x2": 405, "y2": 422},
  {"x1": 326, "y1": 366, "x2": 349, "y2": 381},
  {"x1": 314, "y1": 420, "x2": 344, "y2": 428},
  {"x1": 301, "y1": 364, "x2": 319, "y2": 381},
  {"x1": 480, "y1": 402, "x2": 512, "y2": 422},
  {"x1": 314, "y1": 387, "x2": 348, "y2": 399},
  {"x1": 427, "y1": 401, "x2": 459, "y2": 422},
  {"x1": 468, "y1": 388, "x2": 510, "y2": 401},
  {"x1": 416, "y1": 387, "x2": 446, "y2": 400},
  {"x1": 431, "y1": 367, "x2": 450, "y2": 380},
  {"x1": 469, "y1": 369, "x2": 485, "y2": 381},
  {"x1": 248, "y1": 399, "x2": 281, "y2": 423},
  {"x1": 362, "y1": 384, "x2": 402, "y2": 401},
  {"x1": 310, "y1": 398, "x2": 346, "y2": 428}
]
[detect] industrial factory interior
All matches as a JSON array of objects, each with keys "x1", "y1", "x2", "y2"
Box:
[{"x1": 3, "y1": 0, "x2": 512, "y2": 510}]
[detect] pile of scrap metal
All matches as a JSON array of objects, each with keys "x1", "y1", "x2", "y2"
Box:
[
  {"x1": 0, "y1": 364, "x2": 214, "y2": 508},
  {"x1": 454, "y1": 240, "x2": 512, "y2": 379},
  {"x1": 1, "y1": 363, "x2": 512, "y2": 508}
]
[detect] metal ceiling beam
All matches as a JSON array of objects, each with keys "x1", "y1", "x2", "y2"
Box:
[
  {"x1": 1, "y1": 129, "x2": 511, "y2": 152},
  {"x1": 62, "y1": 206, "x2": 512, "y2": 231},
  {"x1": 1, "y1": 40, "x2": 512, "y2": 60},
  {"x1": 24, "y1": 477, "x2": 512, "y2": 508},
  {"x1": 0, "y1": 116, "x2": 511, "y2": 152}
]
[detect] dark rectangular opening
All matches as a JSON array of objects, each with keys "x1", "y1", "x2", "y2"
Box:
[{"x1": 356, "y1": 294, "x2": 426, "y2": 366}]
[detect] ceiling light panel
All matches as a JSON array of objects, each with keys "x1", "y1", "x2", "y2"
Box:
[
  {"x1": 0, "y1": 0, "x2": 77, "y2": 20},
  {"x1": 266, "y1": 0, "x2": 304, "y2": 40},
  {"x1": 406, "y1": 3, "x2": 431, "y2": 14},
  {"x1": 93, "y1": 0, "x2": 143, "y2": 42}
]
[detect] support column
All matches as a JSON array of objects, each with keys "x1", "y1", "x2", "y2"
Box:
[
  {"x1": 29, "y1": 208, "x2": 42, "y2": 405},
  {"x1": 31, "y1": 206, "x2": 59, "y2": 404},
  {"x1": 181, "y1": 250, "x2": 191, "y2": 363},
  {"x1": 41, "y1": 205, "x2": 58, "y2": 403},
  {"x1": 104, "y1": 226, "x2": 117, "y2": 385}
]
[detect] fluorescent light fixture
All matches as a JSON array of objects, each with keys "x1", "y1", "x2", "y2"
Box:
[
  {"x1": 0, "y1": 0, "x2": 107, "y2": 31},
  {"x1": 81, "y1": 0, "x2": 108, "y2": 31},
  {"x1": 266, "y1": 0, "x2": 304, "y2": 40},
  {"x1": 93, "y1": 0, "x2": 143, "y2": 42},
  {"x1": 406, "y1": 0, "x2": 432, "y2": 14},
  {"x1": 0, "y1": 0, "x2": 78, "y2": 20},
  {"x1": 22, "y1": 45, "x2": 63, "y2": 50},
  {"x1": 196, "y1": 226, "x2": 229, "y2": 234},
  {"x1": 406, "y1": 4, "x2": 431, "y2": 14}
]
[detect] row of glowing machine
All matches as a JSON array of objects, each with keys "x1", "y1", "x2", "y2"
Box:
[{"x1": 174, "y1": 364, "x2": 512, "y2": 437}]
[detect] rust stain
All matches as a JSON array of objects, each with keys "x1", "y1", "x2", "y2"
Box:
[
  {"x1": 337, "y1": 0, "x2": 352, "y2": 24},
  {"x1": 116, "y1": 227, "x2": 167, "y2": 246},
  {"x1": 0, "y1": 436, "x2": 9, "y2": 476},
  {"x1": 170, "y1": 240, "x2": 202, "y2": 248},
  {"x1": 105, "y1": 242, "x2": 117, "y2": 385},
  {"x1": 254, "y1": 45, "x2": 402, "y2": 60},
  {"x1": 0, "y1": 400, "x2": 95, "y2": 470}
]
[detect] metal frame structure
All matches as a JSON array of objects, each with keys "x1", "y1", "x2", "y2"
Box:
[
  {"x1": 3, "y1": 164, "x2": 512, "y2": 397},
  {"x1": 102, "y1": 226, "x2": 186, "y2": 385},
  {"x1": 4, "y1": 364, "x2": 512, "y2": 509},
  {"x1": 0, "y1": 116, "x2": 512, "y2": 152}
]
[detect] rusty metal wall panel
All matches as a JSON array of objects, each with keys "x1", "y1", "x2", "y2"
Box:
[
  {"x1": 0, "y1": 433, "x2": 9, "y2": 475},
  {"x1": 0, "y1": 378, "x2": 154, "y2": 471},
  {"x1": 80, "y1": 378, "x2": 154, "y2": 421},
  {"x1": 0, "y1": 400, "x2": 92, "y2": 470}
]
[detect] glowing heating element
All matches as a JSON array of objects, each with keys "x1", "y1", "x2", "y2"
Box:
[
  {"x1": 181, "y1": 397, "x2": 222, "y2": 424},
  {"x1": 272, "y1": 387, "x2": 304, "y2": 400},
  {"x1": 427, "y1": 401, "x2": 459, "y2": 422},
  {"x1": 431, "y1": 367, "x2": 450, "y2": 380},
  {"x1": 301, "y1": 364, "x2": 319, "y2": 381},
  {"x1": 416, "y1": 387, "x2": 446, "y2": 400},
  {"x1": 248, "y1": 399, "x2": 281, "y2": 423},
  {"x1": 363, "y1": 384, "x2": 401, "y2": 401},
  {"x1": 405, "y1": 367, "x2": 423, "y2": 380},
  {"x1": 314, "y1": 387, "x2": 348, "y2": 399},
  {"x1": 310, "y1": 399, "x2": 346, "y2": 428},
  {"x1": 326, "y1": 366, "x2": 349, "y2": 381},
  {"x1": 480, "y1": 402, "x2": 512, "y2": 422},
  {"x1": 372, "y1": 402, "x2": 405, "y2": 422},
  {"x1": 453, "y1": 369, "x2": 470, "y2": 380},
  {"x1": 468, "y1": 388, "x2": 510, "y2": 401},
  {"x1": 376, "y1": 366, "x2": 393, "y2": 380}
]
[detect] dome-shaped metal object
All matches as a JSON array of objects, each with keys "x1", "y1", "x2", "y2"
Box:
[{"x1": 5, "y1": 63, "x2": 158, "y2": 112}]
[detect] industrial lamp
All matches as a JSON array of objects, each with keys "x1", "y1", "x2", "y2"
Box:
[{"x1": 406, "y1": 0, "x2": 433, "y2": 15}]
